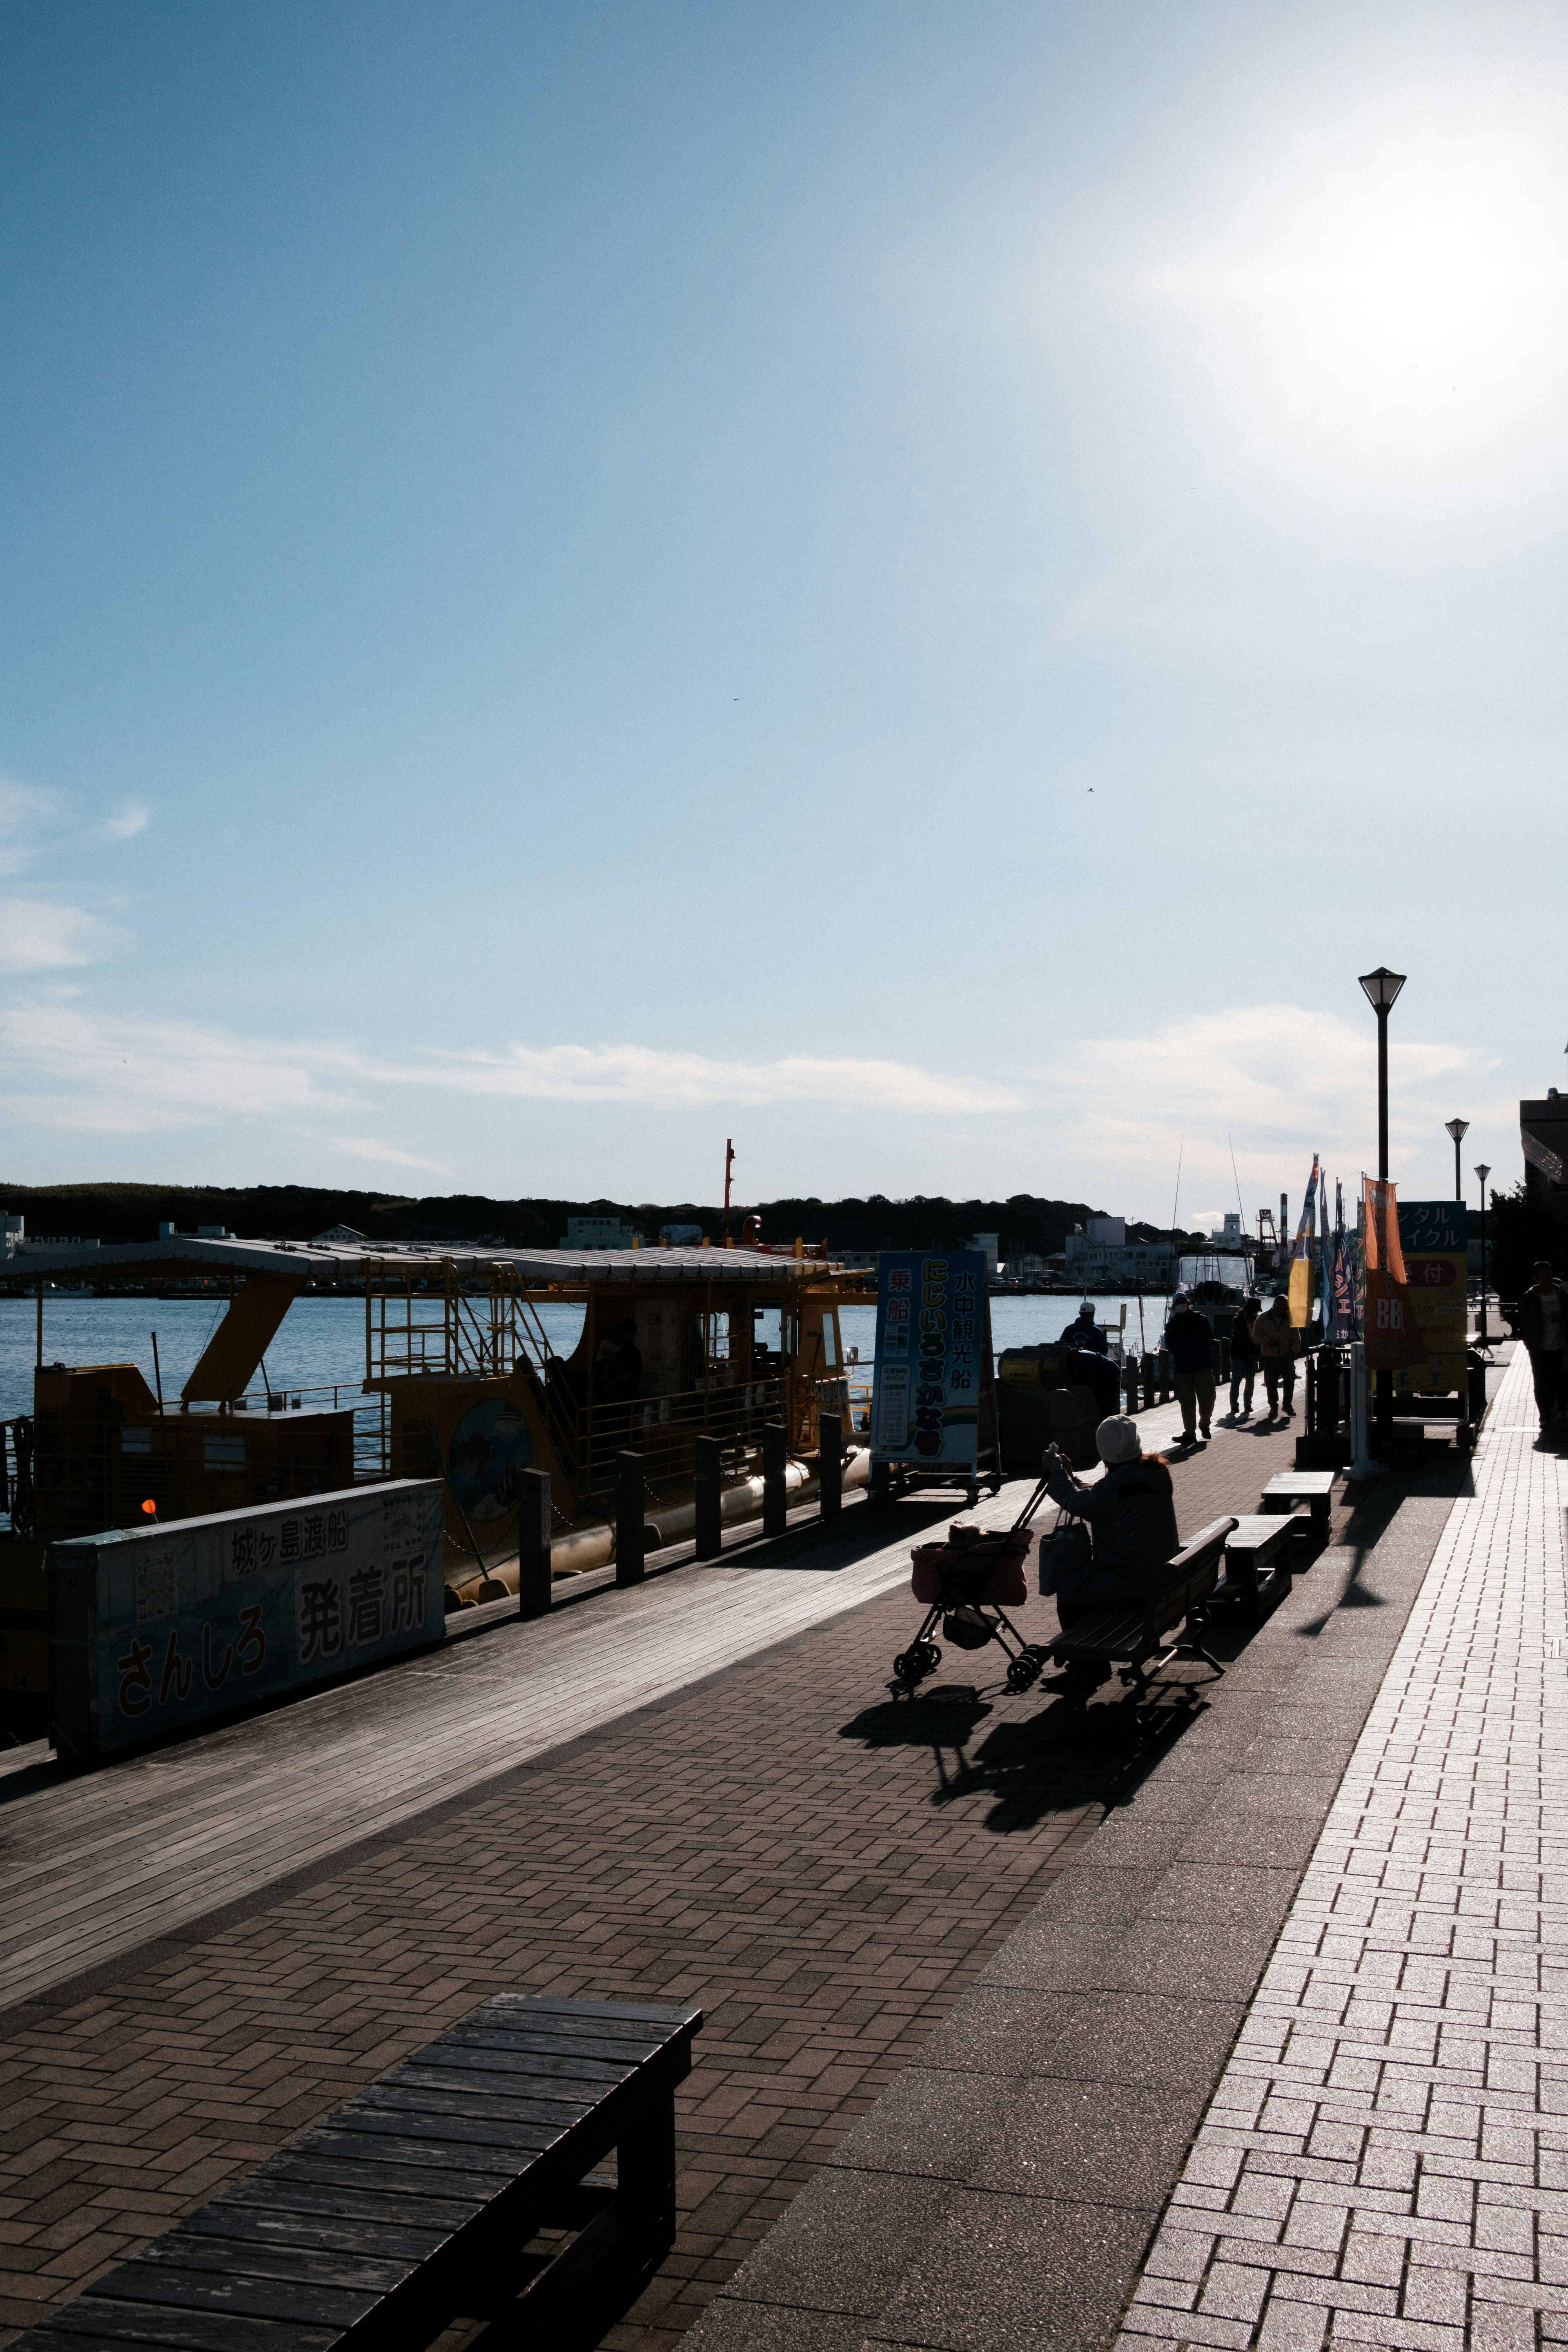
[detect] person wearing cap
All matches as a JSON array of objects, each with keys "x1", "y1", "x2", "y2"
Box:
[
  {"x1": 1165, "y1": 1289, "x2": 1216, "y2": 1447},
  {"x1": 1068, "y1": 1301, "x2": 1109, "y2": 1356},
  {"x1": 1518, "y1": 1260, "x2": 1568, "y2": 1429},
  {"x1": 1042, "y1": 1418, "x2": 1180, "y2": 1657},
  {"x1": 1254, "y1": 1294, "x2": 1298, "y2": 1419}
]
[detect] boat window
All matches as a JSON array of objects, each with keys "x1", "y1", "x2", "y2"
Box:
[
  {"x1": 820, "y1": 1317, "x2": 837, "y2": 1367},
  {"x1": 752, "y1": 1305, "x2": 784, "y2": 1366}
]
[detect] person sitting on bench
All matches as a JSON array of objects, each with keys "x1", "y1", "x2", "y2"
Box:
[{"x1": 1042, "y1": 1416, "x2": 1180, "y2": 1669}]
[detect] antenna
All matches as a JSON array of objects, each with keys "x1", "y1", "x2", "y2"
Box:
[{"x1": 722, "y1": 1138, "x2": 735, "y2": 1246}]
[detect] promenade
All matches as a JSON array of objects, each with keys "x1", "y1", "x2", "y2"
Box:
[{"x1": 0, "y1": 1356, "x2": 1544, "y2": 2352}]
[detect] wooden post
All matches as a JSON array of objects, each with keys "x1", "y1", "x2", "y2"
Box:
[
  {"x1": 694, "y1": 1435, "x2": 722, "y2": 1560},
  {"x1": 1141, "y1": 1351, "x2": 1157, "y2": 1407},
  {"x1": 1123, "y1": 1356, "x2": 1140, "y2": 1413},
  {"x1": 1157, "y1": 1348, "x2": 1171, "y2": 1402},
  {"x1": 762, "y1": 1423, "x2": 788, "y2": 1537},
  {"x1": 616, "y1": 1451, "x2": 645, "y2": 1586},
  {"x1": 517, "y1": 1468, "x2": 551, "y2": 1619},
  {"x1": 819, "y1": 1412, "x2": 843, "y2": 1523}
]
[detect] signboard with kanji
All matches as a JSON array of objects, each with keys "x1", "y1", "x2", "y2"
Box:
[
  {"x1": 47, "y1": 1479, "x2": 444, "y2": 1764},
  {"x1": 1392, "y1": 1199, "x2": 1469, "y2": 1397},
  {"x1": 870, "y1": 1249, "x2": 988, "y2": 1468}
]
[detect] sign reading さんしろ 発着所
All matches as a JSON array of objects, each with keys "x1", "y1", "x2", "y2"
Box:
[
  {"x1": 46, "y1": 1479, "x2": 444, "y2": 1765},
  {"x1": 1392, "y1": 1199, "x2": 1469, "y2": 1398},
  {"x1": 871, "y1": 1250, "x2": 986, "y2": 1468}
]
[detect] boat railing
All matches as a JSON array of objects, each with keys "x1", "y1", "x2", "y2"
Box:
[{"x1": 542, "y1": 1370, "x2": 797, "y2": 1508}]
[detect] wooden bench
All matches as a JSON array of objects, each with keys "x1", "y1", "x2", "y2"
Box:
[
  {"x1": 1042, "y1": 1515, "x2": 1237, "y2": 1695},
  {"x1": 1259, "y1": 1469, "x2": 1335, "y2": 1544},
  {"x1": 12, "y1": 1993, "x2": 702, "y2": 2352},
  {"x1": 1220, "y1": 1512, "x2": 1301, "y2": 1626}
]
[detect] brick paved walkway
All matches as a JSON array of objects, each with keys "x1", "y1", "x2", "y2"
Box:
[
  {"x1": 0, "y1": 1417, "x2": 1292, "y2": 2350},
  {"x1": 1117, "y1": 1343, "x2": 1566, "y2": 2350}
]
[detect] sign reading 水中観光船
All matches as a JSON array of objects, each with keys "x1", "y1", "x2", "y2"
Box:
[
  {"x1": 1392, "y1": 1199, "x2": 1469, "y2": 1398},
  {"x1": 47, "y1": 1479, "x2": 444, "y2": 1763},
  {"x1": 871, "y1": 1250, "x2": 985, "y2": 1468}
]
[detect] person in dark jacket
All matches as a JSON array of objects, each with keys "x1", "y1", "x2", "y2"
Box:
[
  {"x1": 1255, "y1": 1295, "x2": 1298, "y2": 1418},
  {"x1": 1067, "y1": 1301, "x2": 1109, "y2": 1355},
  {"x1": 1519, "y1": 1260, "x2": 1568, "y2": 1428},
  {"x1": 1227, "y1": 1295, "x2": 1261, "y2": 1420},
  {"x1": 1165, "y1": 1289, "x2": 1216, "y2": 1446},
  {"x1": 1042, "y1": 1418, "x2": 1180, "y2": 1672}
]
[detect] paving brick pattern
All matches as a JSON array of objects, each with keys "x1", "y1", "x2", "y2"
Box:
[
  {"x1": 0, "y1": 1420, "x2": 1297, "y2": 2350},
  {"x1": 1118, "y1": 1345, "x2": 1567, "y2": 2351}
]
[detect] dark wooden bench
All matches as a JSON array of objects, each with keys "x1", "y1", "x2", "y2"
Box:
[
  {"x1": 1259, "y1": 1468, "x2": 1335, "y2": 1544},
  {"x1": 1042, "y1": 1515, "x2": 1237, "y2": 1694},
  {"x1": 1219, "y1": 1511, "x2": 1301, "y2": 1626},
  {"x1": 13, "y1": 1993, "x2": 701, "y2": 2352}
]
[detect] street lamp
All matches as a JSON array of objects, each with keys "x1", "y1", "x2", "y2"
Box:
[
  {"x1": 1359, "y1": 968, "x2": 1406, "y2": 1449},
  {"x1": 1445, "y1": 1117, "x2": 1469, "y2": 1201},
  {"x1": 1475, "y1": 1163, "x2": 1492, "y2": 1350}
]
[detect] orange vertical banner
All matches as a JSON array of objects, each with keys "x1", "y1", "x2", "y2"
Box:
[{"x1": 1362, "y1": 1177, "x2": 1423, "y2": 1369}]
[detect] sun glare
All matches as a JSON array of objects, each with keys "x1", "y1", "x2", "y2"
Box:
[{"x1": 1136, "y1": 71, "x2": 1568, "y2": 546}]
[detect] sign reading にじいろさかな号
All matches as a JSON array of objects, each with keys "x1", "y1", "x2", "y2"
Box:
[
  {"x1": 1392, "y1": 1199, "x2": 1469, "y2": 1398},
  {"x1": 871, "y1": 1250, "x2": 986, "y2": 1467},
  {"x1": 46, "y1": 1479, "x2": 444, "y2": 1763}
]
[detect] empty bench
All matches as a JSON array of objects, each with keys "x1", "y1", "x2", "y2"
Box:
[
  {"x1": 1220, "y1": 1512, "x2": 1301, "y2": 1626},
  {"x1": 1260, "y1": 1468, "x2": 1335, "y2": 1544},
  {"x1": 1044, "y1": 1515, "x2": 1237, "y2": 1694},
  {"x1": 13, "y1": 1992, "x2": 702, "y2": 2352}
]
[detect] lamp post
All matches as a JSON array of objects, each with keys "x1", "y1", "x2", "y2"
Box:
[
  {"x1": 1474, "y1": 1163, "x2": 1492, "y2": 1350},
  {"x1": 1359, "y1": 968, "x2": 1406, "y2": 1450},
  {"x1": 1445, "y1": 1117, "x2": 1469, "y2": 1201}
]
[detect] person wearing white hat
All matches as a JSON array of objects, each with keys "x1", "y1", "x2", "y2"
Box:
[{"x1": 1042, "y1": 1417, "x2": 1180, "y2": 1637}]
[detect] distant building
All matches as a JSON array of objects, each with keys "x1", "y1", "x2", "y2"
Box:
[
  {"x1": 559, "y1": 1216, "x2": 642, "y2": 1250},
  {"x1": 964, "y1": 1232, "x2": 1000, "y2": 1274},
  {"x1": 659, "y1": 1223, "x2": 704, "y2": 1245},
  {"x1": 1065, "y1": 1219, "x2": 1175, "y2": 1288},
  {"x1": 1521, "y1": 1089, "x2": 1568, "y2": 1221},
  {"x1": 1007, "y1": 1252, "x2": 1048, "y2": 1280},
  {"x1": 311, "y1": 1224, "x2": 365, "y2": 1247},
  {"x1": 1209, "y1": 1213, "x2": 1244, "y2": 1245},
  {"x1": 3, "y1": 1214, "x2": 22, "y2": 1257}
]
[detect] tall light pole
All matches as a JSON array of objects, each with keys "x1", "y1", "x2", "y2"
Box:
[
  {"x1": 1475, "y1": 1163, "x2": 1492, "y2": 1350},
  {"x1": 1445, "y1": 1117, "x2": 1469, "y2": 1201},
  {"x1": 1360, "y1": 968, "x2": 1407, "y2": 1450}
]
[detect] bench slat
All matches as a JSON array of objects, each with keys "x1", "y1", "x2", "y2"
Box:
[
  {"x1": 357, "y1": 2081, "x2": 595, "y2": 2128},
  {"x1": 265, "y1": 2146, "x2": 519, "y2": 2200},
  {"x1": 399, "y1": 2037, "x2": 637, "y2": 2085},
  {"x1": 435, "y1": 2021, "x2": 657, "y2": 2066},
  {"x1": 213, "y1": 2183, "x2": 470, "y2": 2239},
  {"x1": 37, "y1": 2296, "x2": 338, "y2": 2349},
  {"x1": 142, "y1": 2233, "x2": 414, "y2": 2294},
  {"x1": 69, "y1": 2259, "x2": 375, "y2": 2330}
]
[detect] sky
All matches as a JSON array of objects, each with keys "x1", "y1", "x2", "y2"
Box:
[{"x1": 2, "y1": 0, "x2": 1564, "y2": 1228}]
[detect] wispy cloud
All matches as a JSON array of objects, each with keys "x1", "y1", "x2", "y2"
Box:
[
  {"x1": 326, "y1": 1134, "x2": 454, "y2": 1178},
  {"x1": 0, "y1": 902, "x2": 116, "y2": 974},
  {"x1": 103, "y1": 801, "x2": 151, "y2": 843},
  {"x1": 0, "y1": 782, "x2": 59, "y2": 878},
  {"x1": 0, "y1": 1002, "x2": 356, "y2": 1131},
  {"x1": 364, "y1": 1042, "x2": 1023, "y2": 1115}
]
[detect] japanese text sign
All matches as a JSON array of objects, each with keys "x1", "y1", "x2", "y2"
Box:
[
  {"x1": 1392, "y1": 1200, "x2": 1468, "y2": 1397},
  {"x1": 47, "y1": 1480, "x2": 444, "y2": 1763},
  {"x1": 870, "y1": 1250, "x2": 985, "y2": 1468}
]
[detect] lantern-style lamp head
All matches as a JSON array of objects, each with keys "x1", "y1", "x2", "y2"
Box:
[
  {"x1": 1475, "y1": 1163, "x2": 1492, "y2": 1187},
  {"x1": 1445, "y1": 1118, "x2": 1470, "y2": 1145},
  {"x1": 1359, "y1": 967, "x2": 1407, "y2": 1013}
]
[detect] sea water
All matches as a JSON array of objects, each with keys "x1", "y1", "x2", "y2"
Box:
[{"x1": 0, "y1": 1290, "x2": 1178, "y2": 1425}]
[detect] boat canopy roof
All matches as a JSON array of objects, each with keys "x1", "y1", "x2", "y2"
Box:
[{"x1": 7, "y1": 1235, "x2": 844, "y2": 1286}]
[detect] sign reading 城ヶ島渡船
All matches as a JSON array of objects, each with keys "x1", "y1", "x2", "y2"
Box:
[
  {"x1": 870, "y1": 1250, "x2": 987, "y2": 1469},
  {"x1": 1393, "y1": 1199, "x2": 1469, "y2": 1398},
  {"x1": 46, "y1": 1479, "x2": 444, "y2": 1764}
]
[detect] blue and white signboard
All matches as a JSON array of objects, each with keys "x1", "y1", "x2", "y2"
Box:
[
  {"x1": 47, "y1": 1479, "x2": 444, "y2": 1762},
  {"x1": 870, "y1": 1250, "x2": 986, "y2": 1468}
]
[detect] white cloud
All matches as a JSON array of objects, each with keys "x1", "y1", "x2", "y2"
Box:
[
  {"x1": 326, "y1": 1134, "x2": 454, "y2": 1178},
  {"x1": 0, "y1": 901, "x2": 113, "y2": 974},
  {"x1": 0, "y1": 782, "x2": 59, "y2": 878},
  {"x1": 1040, "y1": 1003, "x2": 1491, "y2": 1201},
  {"x1": 0, "y1": 1003, "x2": 355, "y2": 1132},
  {"x1": 366, "y1": 1042, "x2": 1023, "y2": 1115},
  {"x1": 103, "y1": 801, "x2": 151, "y2": 843}
]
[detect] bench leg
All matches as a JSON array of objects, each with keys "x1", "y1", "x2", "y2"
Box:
[{"x1": 618, "y1": 2099, "x2": 678, "y2": 2257}]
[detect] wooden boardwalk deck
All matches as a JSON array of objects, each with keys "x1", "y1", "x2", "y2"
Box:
[{"x1": 0, "y1": 1487, "x2": 1025, "y2": 2018}]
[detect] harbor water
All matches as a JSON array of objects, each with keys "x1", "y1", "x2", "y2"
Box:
[{"x1": 0, "y1": 1291, "x2": 1184, "y2": 1428}]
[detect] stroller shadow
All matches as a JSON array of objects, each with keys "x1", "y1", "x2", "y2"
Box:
[{"x1": 840, "y1": 1673, "x2": 1206, "y2": 1835}]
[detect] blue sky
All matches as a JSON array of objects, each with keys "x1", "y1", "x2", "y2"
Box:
[{"x1": 2, "y1": 0, "x2": 1564, "y2": 1225}]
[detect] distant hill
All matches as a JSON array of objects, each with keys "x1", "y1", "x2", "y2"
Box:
[{"x1": 0, "y1": 1180, "x2": 1205, "y2": 1258}]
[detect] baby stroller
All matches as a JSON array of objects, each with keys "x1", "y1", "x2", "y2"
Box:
[{"x1": 894, "y1": 1475, "x2": 1057, "y2": 1694}]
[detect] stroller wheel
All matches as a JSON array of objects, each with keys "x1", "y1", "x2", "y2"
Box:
[
  {"x1": 1005, "y1": 1657, "x2": 1039, "y2": 1692},
  {"x1": 893, "y1": 1650, "x2": 914, "y2": 1681},
  {"x1": 921, "y1": 1642, "x2": 942, "y2": 1672}
]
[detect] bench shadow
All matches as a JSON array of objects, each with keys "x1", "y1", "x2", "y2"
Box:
[{"x1": 838, "y1": 1673, "x2": 1208, "y2": 1835}]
